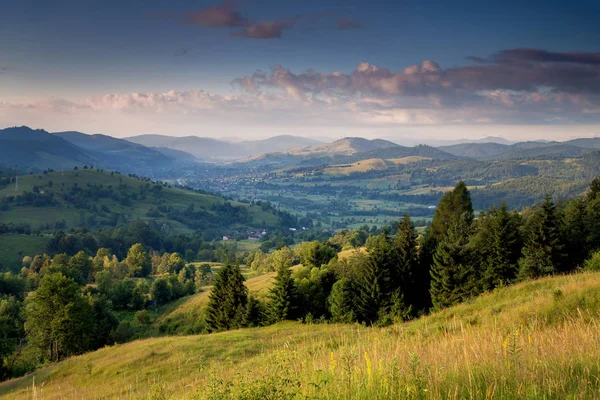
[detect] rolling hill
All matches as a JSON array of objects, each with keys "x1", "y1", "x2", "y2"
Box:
[
  {"x1": 0, "y1": 169, "x2": 282, "y2": 236},
  {"x1": 1, "y1": 271, "x2": 599, "y2": 399}
]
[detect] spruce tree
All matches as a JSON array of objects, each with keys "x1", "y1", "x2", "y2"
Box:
[
  {"x1": 205, "y1": 264, "x2": 248, "y2": 332},
  {"x1": 518, "y1": 196, "x2": 564, "y2": 279},
  {"x1": 392, "y1": 215, "x2": 419, "y2": 311},
  {"x1": 474, "y1": 203, "x2": 523, "y2": 291},
  {"x1": 429, "y1": 212, "x2": 475, "y2": 310},
  {"x1": 328, "y1": 278, "x2": 356, "y2": 323},
  {"x1": 266, "y1": 262, "x2": 297, "y2": 323},
  {"x1": 431, "y1": 181, "x2": 474, "y2": 240}
]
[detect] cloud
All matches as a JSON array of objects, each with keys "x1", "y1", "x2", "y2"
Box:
[
  {"x1": 4, "y1": 48, "x2": 599, "y2": 137},
  {"x1": 336, "y1": 19, "x2": 362, "y2": 30},
  {"x1": 184, "y1": 1, "x2": 248, "y2": 27},
  {"x1": 182, "y1": 1, "x2": 353, "y2": 39},
  {"x1": 234, "y1": 20, "x2": 294, "y2": 39},
  {"x1": 489, "y1": 48, "x2": 600, "y2": 65}
]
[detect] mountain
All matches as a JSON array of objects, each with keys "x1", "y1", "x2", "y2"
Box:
[
  {"x1": 236, "y1": 138, "x2": 456, "y2": 168},
  {"x1": 239, "y1": 135, "x2": 324, "y2": 154},
  {"x1": 125, "y1": 134, "x2": 324, "y2": 160},
  {"x1": 289, "y1": 137, "x2": 399, "y2": 157},
  {"x1": 438, "y1": 142, "x2": 510, "y2": 159},
  {"x1": 53, "y1": 131, "x2": 187, "y2": 172},
  {"x1": 564, "y1": 137, "x2": 600, "y2": 149},
  {"x1": 0, "y1": 126, "x2": 94, "y2": 170},
  {"x1": 150, "y1": 147, "x2": 198, "y2": 162},
  {"x1": 389, "y1": 135, "x2": 516, "y2": 147},
  {"x1": 125, "y1": 134, "x2": 247, "y2": 160}
]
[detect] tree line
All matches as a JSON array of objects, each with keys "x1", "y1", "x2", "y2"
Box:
[{"x1": 204, "y1": 177, "x2": 600, "y2": 332}]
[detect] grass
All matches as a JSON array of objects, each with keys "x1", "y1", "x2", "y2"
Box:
[
  {"x1": 0, "y1": 234, "x2": 49, "y2": 272},
  {"x1": 2, "y1": 271, "x2": 600, "y2": 399},
  {"x1": 0, "y1": 170, "x2": 280, "y2": 232}
]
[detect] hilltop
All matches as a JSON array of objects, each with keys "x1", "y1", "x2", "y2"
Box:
[{"x1": 1, "y1": 271, "x2": 599, "y2": 399}]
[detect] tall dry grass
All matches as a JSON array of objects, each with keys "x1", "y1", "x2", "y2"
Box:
[{"x1": 1, "y1": 271, "x2": 599, "y2": 399}]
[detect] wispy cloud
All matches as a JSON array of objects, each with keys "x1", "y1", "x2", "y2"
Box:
[
  {"x1": 184, "y1": 0, "x2": 249, "y2": 28},
  {"x1": 181, "y1": 1, "x2": 355, "y2": 39}
]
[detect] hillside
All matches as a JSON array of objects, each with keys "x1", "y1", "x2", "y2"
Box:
[
  {"x1": 54, "y1": 131, "x2": 186, "y2": 172},
  {"x1": 0, "y1": 169, "x2": 281, "y2": 235},
  {"x1": 2, "y1": 271, "x2": 600, "y2": 399},
  {"x1": 438, "y1": 142, "x2": 509, "y2": 159},
  {"x1": 0, "y1": 127, "x2": 94, "y2": 171},
  {"x1": 289, "y1": 137, "x2": 399, "y2": 157}
]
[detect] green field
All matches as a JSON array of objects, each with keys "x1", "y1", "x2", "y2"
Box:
[
  {"x1": 2, "y1": 271, "x2": 600, "y2": 399},
  {"x1": 0, "y1": 170, "x2": 280, "y2": 234},
  {"x1": 0, "y1": 234, "x2": 49, "y2": 272}
]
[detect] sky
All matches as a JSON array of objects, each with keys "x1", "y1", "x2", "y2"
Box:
[{"x1": 1, "y1": 0, "x2": 599, "y2": 141}]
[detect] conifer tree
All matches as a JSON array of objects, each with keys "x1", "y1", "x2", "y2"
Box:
[
  {"x1": 474, "y1": 203, "x2": 523, "y2": 291},
  {"x1": 430, "y1": 212, "x2": 475, "y2": 310},
  {"x1": 266, "y1": 260, "x2": 297, "y2": 323},
  {"x1": 519, "y1": 196, "x2": 564, "y2": 279},
  {"x1": 328, "y1": 278, "x2": 356, "y2": 323},
  {"x1": 392, "y1": 215, "x2": 419, "y2": 311},
  {"x1": 205, "y1": 264, "x2": 248, "y2": 332},
  {"x1": 431, "y1": 181, "x2": 474, "y2": 240},
  {"x1": 561, "y1": 197, "x2": 588, "y2": 269}
]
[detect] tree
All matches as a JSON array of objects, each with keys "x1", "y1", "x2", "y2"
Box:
[
  {"x1": 473, "y1": 204, "x2": 523, "y2": 291},
  {"x1": 267, "y1": 252, "x2": 298, "y2": 323},
  {"x1": 205, "y1": 264, "x2": 248, "y2": 332},
  {"x1": 518, "y1": 196, "x2": 564, "y2": 279},
  {"x1": 296, "y1": 241, "x2": 336, "y2": 269},
  {"x1": 392, "y1": 215, "x2": 421, "y2": 312},
  {"x1": 328, "y1": 278, "x2": 356, "y2": 323},
  {"x1": 0, "y1": 296, "x2": 24, "y2": 378},
  {"x1": 429, "y1": 212, "x2": 475, "y2": 310},
  {"x1": 124, "y1": 243, "x2": 151, "y2": 277},
  {"x1": 151, "y1": 277, "x2": 172, "y2": 306},
  {"x1": 69, "y1": 251, "x2": 92, "y2": 282},
  {"x1": 24, "y1": 273, "x2": 94, "y2": 362},
  {"x1": 431, "y1": 181, "x2": 474, "y2": 240}
]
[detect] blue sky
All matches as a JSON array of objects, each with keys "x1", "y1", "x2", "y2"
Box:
[{"x1": 1, "y1": 0, "x2": 599, "y2": 140}]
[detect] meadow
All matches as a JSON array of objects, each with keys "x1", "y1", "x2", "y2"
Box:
[{"x1": 1, "y1": 271, "x2": 599, "y2": 399}]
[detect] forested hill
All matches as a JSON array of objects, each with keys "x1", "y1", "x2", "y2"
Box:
[{"x1": 0, "y1": 169, "x2": 299, "y2": 236}]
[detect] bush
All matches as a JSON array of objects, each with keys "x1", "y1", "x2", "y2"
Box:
[{"x1": 583, "y1": 251, "x2": 600, "y2": 271}]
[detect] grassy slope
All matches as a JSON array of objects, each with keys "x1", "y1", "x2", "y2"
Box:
[
  {"x1": 2, "y1": 271, "x2": 600, "y2": 399},
  {"x1": 0, "y1": 235, "x2": 49, "y2": 272},
  {"x1": 0, "y1": 170, "x2": 279, "y2": 233},
  {"x1": 155, "y1": 269, "x2": 276, "y2": 334}
]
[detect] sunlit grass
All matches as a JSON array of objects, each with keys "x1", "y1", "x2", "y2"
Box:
[{"x1": 1, "y1": 271, "x2": 600, "y2": 399}]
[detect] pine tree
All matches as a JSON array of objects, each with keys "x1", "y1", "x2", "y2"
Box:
[
  {"x1": 430, "y1": 212, "x2": 475, "y2": 310},
  {"x1": 474, "y1": 203, "x2": 523, "y2": 291},
  {"x1": 266, "y1": 261, "x2": 297, "y2": 323},
  {"x1": 518, "y1": 196, "x2": 564, "y2": 279},
  {"x1": 205, "y1": 264, "x2": 248, "y2": 332}
]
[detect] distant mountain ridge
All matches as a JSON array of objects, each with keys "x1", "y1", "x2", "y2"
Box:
[
  {"x1": 125, "y1": 134, "x2": 324, "y2": 160},
  {"x1": 438, "y1": 138, "x2": 600, "y2": 160}
]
